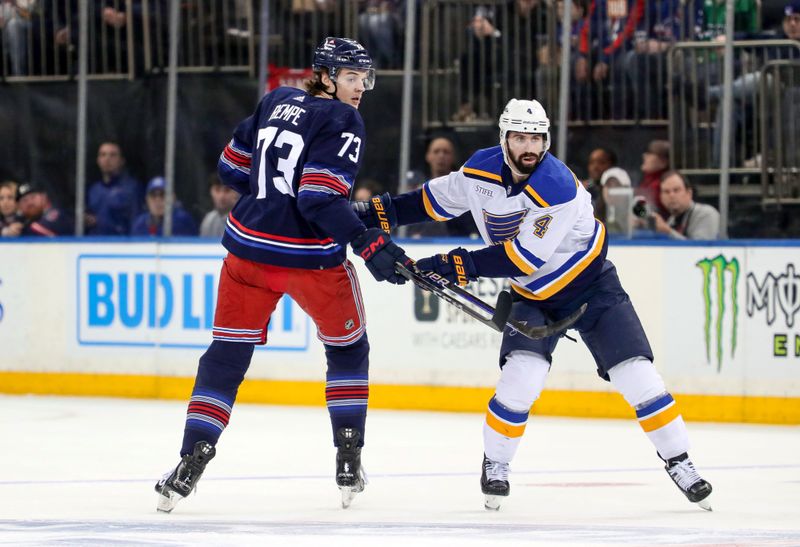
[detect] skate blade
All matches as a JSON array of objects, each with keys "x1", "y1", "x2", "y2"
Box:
[
  {"x1": 340, "y1": 486, "x2": 357, "y2": 509},
  {"x1": 695, "y1": 497, "x2": 712, "y2": 511},
  {"x1": 484, "y1": 494, "x2": 503, "y2": 511},
  {"x1": 156, "y1": 490, "x2": 182, "y2": 513}
]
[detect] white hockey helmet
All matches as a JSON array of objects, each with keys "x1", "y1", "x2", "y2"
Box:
[{"x1": 499, "y1": 99, "x2": 550, "y2": 173}]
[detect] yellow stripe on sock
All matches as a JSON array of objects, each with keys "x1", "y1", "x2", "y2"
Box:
[
  {"x1": 639, "y1": 403, "x2": 681, "y2": 432},
  {"x1": 485, "y1": 411, "x2": 527, "y2": 438}
]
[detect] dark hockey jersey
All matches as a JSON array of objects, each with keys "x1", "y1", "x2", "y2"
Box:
[{"x1": 218, "y1": 86, "x2": 367, "y2": 269}]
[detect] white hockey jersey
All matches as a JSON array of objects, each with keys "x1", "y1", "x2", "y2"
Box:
[{"x1": 420, "y1": 146, "x2": 607, "y2": 302}]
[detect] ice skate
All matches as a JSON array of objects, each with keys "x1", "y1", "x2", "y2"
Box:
[
  {"x1": 335, "y1": 427, "x2": 366, "y2": 509},
  {"x1": 481, "y1": 454, "x2": 510, "y2": 510},
  {"x1": 664, "y1": 453, "x2": 713, "y2": 511},
  {"x1": 155, "y1": 440, "x2": 216, "y2": 513}
]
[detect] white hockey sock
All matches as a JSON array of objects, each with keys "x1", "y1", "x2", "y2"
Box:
[
  {"x1": 484, "y1": 351, "x2": 549, "y2": 464},
  {"x1": 608, "y1": 357, "x2": 690, "y2": 460}
]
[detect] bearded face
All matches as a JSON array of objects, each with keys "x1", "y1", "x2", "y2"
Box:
[{"x1": 506, "y1": 132, "x2": 545, "y2": 175}]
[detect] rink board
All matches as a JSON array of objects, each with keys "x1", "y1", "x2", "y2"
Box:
[{"x1": 0, "y1": 239, "x2": 799, "y2": 423}]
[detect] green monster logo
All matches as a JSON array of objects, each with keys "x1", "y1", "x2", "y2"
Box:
[{"x1": 696, "y1": 255, "x2": 740, "y2": 371}]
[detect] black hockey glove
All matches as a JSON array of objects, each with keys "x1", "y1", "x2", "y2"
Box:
[
  {"x1": 351, "y1": 192, "x2": 397, "y2": 233},
  {"x1": 416, "y1": 248, "x2": 478, "y2": 287},
  {"x1": 351, "y1": 228, "x2": 411, "y2": 284}
]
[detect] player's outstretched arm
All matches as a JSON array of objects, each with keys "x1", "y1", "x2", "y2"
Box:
[
  {"x1": 352, "y1": 189, "x2": 434, "y2": 230},
  {"x1": 415, "y1": 244, "x2": 531, "y2": 287},
  {"x1": 351, "y1": 227, "x2": 412, "y2": 285}
]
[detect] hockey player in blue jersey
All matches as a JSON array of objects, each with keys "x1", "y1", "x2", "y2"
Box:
[
  {"x1": 155, "y1": 37, "x2": 411, "y2": 512},
  {"x1": 355, "y1": 99, "x2": 713, "y2": 511}
]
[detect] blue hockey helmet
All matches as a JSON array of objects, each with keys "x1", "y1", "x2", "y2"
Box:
[{"x1": 312, "y1": 37, "x2": 375, "y2": 90}]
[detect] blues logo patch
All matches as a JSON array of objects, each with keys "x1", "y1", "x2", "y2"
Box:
[{"x1": 483, "y1": 209, "x2": 528, "y2": 244}]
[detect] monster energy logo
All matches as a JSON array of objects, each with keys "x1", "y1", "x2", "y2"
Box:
[
  {"x1": 696, "y1": 255, "x2": 740, "y2": 372},
  {"x1": 745, "y1": 264, "x2": 800, "y2": 327}
]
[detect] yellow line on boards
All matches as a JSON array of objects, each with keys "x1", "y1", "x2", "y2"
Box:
[{"x1": 1, "y1": 371, "x2": 798, "y2": 425}]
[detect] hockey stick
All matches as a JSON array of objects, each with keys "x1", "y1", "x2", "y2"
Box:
[{"x1": 395, "y1": 262, "x2": 586, "y2": 341}]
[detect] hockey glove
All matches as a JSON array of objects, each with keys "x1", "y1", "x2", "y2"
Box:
[
  {"x1": 351, "y1": 228, "x2": 411, "y2": 285},
  {"x1": 416, "y1": 248, "x2": 478, "y2": 287},
  {"x1": 351, "y1": 192, "x2": 397, "y2": 233}
]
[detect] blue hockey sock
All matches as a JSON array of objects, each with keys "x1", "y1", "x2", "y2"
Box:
[
  {"x1": 180, "y1": 341, "x2": 254, "y2": 455},
  {"x1": 324, "y1": 335, "x2": 369, "y2": 447}
]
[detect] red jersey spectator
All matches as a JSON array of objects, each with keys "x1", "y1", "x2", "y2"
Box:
[{"x1": 636, "y1": 139, "x2": 669, "y2": 217}]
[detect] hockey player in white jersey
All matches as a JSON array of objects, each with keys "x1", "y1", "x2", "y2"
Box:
[{"x1": 355, "y1": 99, "x2": 713, "y2": 511}]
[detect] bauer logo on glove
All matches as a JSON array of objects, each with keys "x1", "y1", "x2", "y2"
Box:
[
  {"x1": 416, "y1": 248, "x2": 478, "y2": 287},
  {"x1": 370, "y1": 196, "x2": 391, "y2": 233}
]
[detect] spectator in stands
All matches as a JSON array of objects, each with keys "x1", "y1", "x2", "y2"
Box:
[
  {"x1": 583, "y1": 0, "x2": 645, "y2": 119},
  {"x1": 405, "y1": 136, "x2": 478, "y2": 238},
  {"x1": 352, "y1": 178, "x2": 383, "y2": 202},
  {"x1": 199, "y1": 174, "x2": 238, "y2": 238},
  {"x1": 637, "y1": 139, "x2": 669, "y2": 217},
  {"x1": 503, "y1": 0, "x2": 546, "y2": 97},
  {"x1": 0, "y1": 0, "x2": 33, "y2": 75},
  {"x1": 706, "y1": 0, "x2": 800, "y2": 166},
  {"x1": 625, "y1": 0, "x2": 703, "y2": 119},
  {"x1": 131, "y1": 177, "x2": 197, "y2": 236},
  {"x1": 0, "y1": 180, "x2": 24, "y2": 237},
  {"x1": 537, "y1": 0, "x2": 589, "y2": 116},
  {"x1": 358, "y1": 0, "x2": 402, "y2": 69},
  {"x1": 598, "y1": 166, "x2": 633, "y2": 234},
  {"x1": 85, "y1": 142, "x2": 143, "y2": 236},
  {"x1": 453, "y1": 6, "x2": 503, "y2": 122},
  {"x1": 16, "y1": 182, "x2": 74, "y2": 236},
  {"x1": 651, "y1": 171, "x2": 719, "y2": 239},
  {"x1": 582, "y1": 147, "x2": 617, "y2": 211},
  {"x1": 781, "y1": 1, "x2": 800, "y2": 39}
]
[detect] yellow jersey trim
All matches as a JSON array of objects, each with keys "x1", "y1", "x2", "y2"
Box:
[
  {"x1": 524, "y1": 185, "x2": 550, "y2": 208},
  {"x1": 463, "y1": 167, "x2": 502, "y2": 182},
  {"x1": 503, "y1": 240, "x2": 536, "y2": 275},
  {"x1": 422, "y1": 187, "x2": 448, "y2": 221},
  {"x1": 511, "y1": 222, "x2": 606, "y2": 301}
]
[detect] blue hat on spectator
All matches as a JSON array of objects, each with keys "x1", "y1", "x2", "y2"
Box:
[
  {"x1": 146, "y1": 177, "x2": 166, "y2": 194},
  {"x1": 786, "y1": 0, "x2": 800, "y2": 15}
]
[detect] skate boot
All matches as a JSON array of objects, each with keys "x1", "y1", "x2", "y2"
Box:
[
  {"x1": 664, "y1": 453, "x2": 713, "y2": 511},
  {"x1": 155, "y1": 440, "x2": 216, "y2": 513},
  {"x1": 335, "y1": 427, "x2": 366, "y2": 509},
  {"x1": 480, "y1": 454, "x2": 510, "y2": 511}
]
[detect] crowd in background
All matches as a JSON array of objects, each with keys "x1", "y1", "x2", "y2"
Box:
[
  {"x1": 1, "y1": 0, "x2": 798, "y2": 240},
  {"x1": 0, "y1": 134, "x2": 720, "y2": 240}
]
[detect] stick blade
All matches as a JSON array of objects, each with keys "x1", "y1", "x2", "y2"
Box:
[{"x1": 490, "y1": 291, "x2": 512, "y2": 331}]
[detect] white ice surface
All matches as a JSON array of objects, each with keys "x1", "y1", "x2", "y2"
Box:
[{"x1": 2, "y1": 395, "x2": 799, "y2": 546}]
